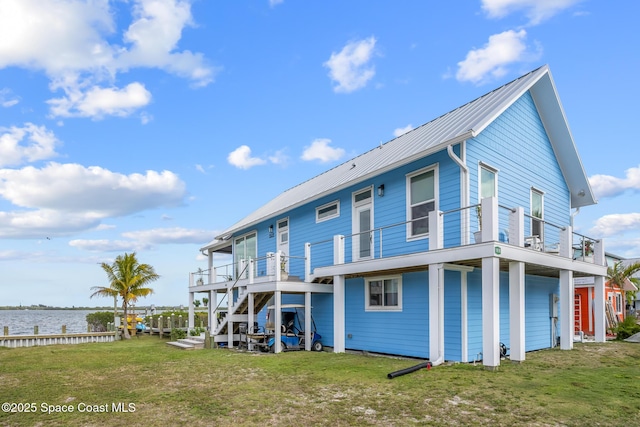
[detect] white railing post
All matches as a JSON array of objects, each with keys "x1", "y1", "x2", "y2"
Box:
[
  {"x1": 210, "y1": 267, "x2": 216, "y2": 285},
  {"x1": 248, "y1": 258, "x2": 254, "y2": 284},
  {"x1": 304, "y1": 243, "x2": 311, "y2": 282},
  {"x1": 275, "y1": 251, "x2": 282, "y2": 281},
  {"x1": 559, "y1": 226, "x2": 572, "y2": 258},
  {"x1": 594, "y1": 238, "x2": 605, "y2": 266},
  {"x1": 334, "y1": 235, "x2": 345, "y2": 265},
  {"x1": 429, "y1": 210, "x2": 443, "y2": 250},
  {"x1": 189, "y1": 272, "x2": 194, "y2": 287},
  {"x1": 509, "y1": 206, "x2": 525, "y2": 247},
  {"x1": 481, "y1": 197, "x2": 498, "y2": 242}
]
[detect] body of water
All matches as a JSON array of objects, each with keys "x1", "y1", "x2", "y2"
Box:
[{"x1": 0, "y1": 310, "x2": 99, "y2": 335}]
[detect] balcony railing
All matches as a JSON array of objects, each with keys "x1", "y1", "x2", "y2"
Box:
[{"x1": 192, "y1": 197, "x2": 604, "y2": 287}]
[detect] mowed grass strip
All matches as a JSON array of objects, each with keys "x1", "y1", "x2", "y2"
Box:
[{"x1": 1, "y1": 337, "x2": 639, "y2": 426}]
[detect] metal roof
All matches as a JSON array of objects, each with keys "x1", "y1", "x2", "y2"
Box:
[{"x1": 203, "y1": 65, "x2": 595, "y2": 251}]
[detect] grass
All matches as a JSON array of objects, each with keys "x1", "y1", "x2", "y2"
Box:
[{"x1": 1, "y1": 337, "x2": 640, "y2": 426}]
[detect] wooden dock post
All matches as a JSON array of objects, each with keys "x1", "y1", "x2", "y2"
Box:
[
  {"x1": 158, "y1": 316, "x2": 163, "y2": 338},
  {"x1": 3, "y1": 326, "x2": 8, "y2": 336},
  {"x1": 62, "y1": 325, "x2": 67, "y2": 334},
  {"x1": 34, "y1": 325, "x2": 38, "y2": 335}
]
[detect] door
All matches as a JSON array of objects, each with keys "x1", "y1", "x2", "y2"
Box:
[
  {"x1": 353, "y1": 188, "x2": 373, "y2": 261},
  {"x1": 277, "y1": 218, "x2": 289, "y2": 272}
]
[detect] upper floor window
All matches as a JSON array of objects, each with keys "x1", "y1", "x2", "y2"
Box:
[
  {"x1": 316, "y1": 200, "x2": 340, "y2": 223},
  {"x1": 407, "y1": 166, "x2": 437, "y2": 239},
  {"x1": 480, "y1": 163, "x2": 497, "y2": 199},
  {"x1": 531, "y1": 188, "x2": 544, "y2": 239},
  {"x1": 366, "y1": 276, "x2": 402, "y2": 311}
]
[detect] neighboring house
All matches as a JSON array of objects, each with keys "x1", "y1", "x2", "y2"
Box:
[
  {"x1": 190, "y1": 65, "x2": 608, "y2": 369},
  {"x1": 574, "y1": 253, "x2": 637, "y2": 336}
]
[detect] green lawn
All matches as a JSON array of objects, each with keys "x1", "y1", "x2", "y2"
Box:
[{"x1": 1, "y1": 336, "x2": 639, "y2": 426}]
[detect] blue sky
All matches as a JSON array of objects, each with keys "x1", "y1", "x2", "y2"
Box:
[{"x1": 0, "y1": 0, "x2": 638, "y2": 307}]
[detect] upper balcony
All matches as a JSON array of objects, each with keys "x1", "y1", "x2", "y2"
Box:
[{"x1": 190, "y1": 197, "x2": 606, "y2": 291}]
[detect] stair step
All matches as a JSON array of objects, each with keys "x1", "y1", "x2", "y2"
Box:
[
  {"x1": 166, "y1": 341, "x2": 199, "y2": 350},
  {"x1": 179, "y1": 338, "x2": 204, "y2": 347}
]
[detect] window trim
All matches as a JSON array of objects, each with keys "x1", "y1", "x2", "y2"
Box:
[
  {"x1": 316, "y1": 200, "x2": 340, "y2": 223},
  {"x1": 365, "y1": 275, "x2": 403, "y2": 312},
  {"x1": 406, "y1": 164, "x2": 439, "y2": 241},
  {"x1": 530, "y1": 188, "x2": 544, "y2": 240}
]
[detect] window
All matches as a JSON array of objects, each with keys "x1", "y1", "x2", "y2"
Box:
[
  {"x1": 407, "y1": 166, "x2": 437, "y2": 238},
  {"x1": 531, "y1": 189, "x2": 544, "y2": 240},
  {"x1": 234, "y1": 232, "x2": 257, "y2": 278},
  {"x1": 316, "y1": 200, "x2": 340, "y2": 222},
  {"x1": 480, "y1": 163, "x2": 497, "y2": 199},
  {"x1": 366, "y1": 276, "x2": 402, "y2": 311}
]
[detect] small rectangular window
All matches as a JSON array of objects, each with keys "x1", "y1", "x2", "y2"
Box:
[
  {"x1": 316, "y1": 200, "x2": 340, "y2": 222},
  {"x1": 366, "y1": 276, "x2": 402, "y2": 311},
  {"x1": 407, "y1": 167, "x2": 437, "y2": 239}
]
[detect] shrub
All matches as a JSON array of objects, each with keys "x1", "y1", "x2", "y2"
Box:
[
  {"x1": 170, "y1": 328, "x2": 187, "y2": 341},
  {"x1": 86, "y1": 311, "x2": 115, "y2": 332},
  {"x1": 190, "y1": 327, "x2": 206, "y2": 336},
  {"x1": 615, "y1": 316, "x2": 640, "y2": 340}
]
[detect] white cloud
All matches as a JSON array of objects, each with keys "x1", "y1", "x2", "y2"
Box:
[
  {"x1": 590, "y1": 213, "x2": 640, "y2": 238},
  {"x1": 324, "y1": 37, "x2": 377, "y2": 93},
  {"x1": 227, "y1": 145, "x2": 267, "y2": 169},
  {"x1": 456, "y1": 30, "x2": 537, "y2": 85},
  {"x1": 0, "y1": 162, "x2": 186, "y2": 217},
  {"x1": 0, "y1": 0, "x2": 215, "y2": 119},
  {"x1": 394, "y1": 124, "x2": 414, "y2": 137},
  {"x1": 69, "y1": 227, "x2": 214, "y2": 252},
  {"x1": 269, "y1": 0, "x2": 284, "y2": 7},
  {"x1": 0, "y1": 88, "x2": 19, "y2": 107},
  {"x1": 301, "y1": 139, "x2": 345, "y2": 163},
  {"x1": 589, "y1": 166, "x2": 640, "y2": 199},
  {"x1": 268, "y1": 149, "x2": 289, "y2": 166},
  {"x1": 48, "y1": 82, "x2": 152, "y2": 119},
  {"x1": 481, "y1": 0, "x2": 583, "y2": 25},
  {"x1": 122, "y1": 227, "x2": 213, "y2": 244},
  {"x1": 0, "y1": 123, "x2": 60, "y2": 167}
]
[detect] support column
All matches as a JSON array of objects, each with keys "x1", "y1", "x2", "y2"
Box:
[
  {"x1": 333, "y1": 275, "x2": 345, "y2": 353},
  {"x1": 305, "y1": 292, "x2": 311, "y2": 351},
  {"x1": 429, "y1": 264, "x2": 444, "y2": 365},
  {"x1": 208, "y1": 290, "x2": 215, "y2": 331},
  {"x1": 248, "y1": 293, "x2": 255, "y2": 351},
  {"x1": 227, "y1": 286, "x2": 233, "y2": 348},
  {"x1": 188, "y1": 292, "x2": 195, "y2": 329},
  {"x1": 333, "y1": 234, "x2": 345, "y2": 353},
  {"x1": 509, "y1": 261, "x2": 525, "y2": 362},
  {"x1": 560, "y1": 270, "x2": 574, "y2": 350},
  {"x1": 482, "y1": 257, "x2": 500, "y2": 369},
  {"x1": 461, "y1": 272, "x2": 468, "y2": 363},
  {"x1": 594, "y1": 275, "x2": 606, "y2": 342},
  {"x1": 274, "y1": 290, "x2": 282, "y2": 353}
]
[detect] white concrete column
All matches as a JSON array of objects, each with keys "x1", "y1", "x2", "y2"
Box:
[
  {"x1": 509, "y1": 261, "x2": 525, "y2": 362},
  {"x1": 227, "y1": 285, "x2": 234, "y2": 348},
  {"x1": 333, "y1": 275, "x2": 345, "y2": 353},
  {"x1": 594, "y1": 275, "x2": 606, "y2": 342},
  {"x1": 248, "y1": 293, "x2": 255, "y2": 351},
  {"x1": 429, "y1": 264, "x2": 444, "y2": 365},
  {"x1": 461, "y1": 271, "x2": 468, "y2": 363},
  {"x1": 482, "y1": 257, "x2": 500, "y2": 369},
  {"x1": 559, "y1": 270, "x2": 574, "y2": 350},
  {"x1": 274, "y1": 291, "x2": 282, "y2": 353},
  {"x1": 188, "y1": 292, "x2": 195, "y2": 328},
  {"x1": 208, "y1": 290, "x2": 215, "y2": 330},
  {"x1": 305, "y1": 292, "x2": 311, "y2": 351}
]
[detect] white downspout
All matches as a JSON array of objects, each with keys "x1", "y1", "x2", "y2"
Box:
[{"x1": 447, "y1": 143, "x2": 469, "y2": 244}]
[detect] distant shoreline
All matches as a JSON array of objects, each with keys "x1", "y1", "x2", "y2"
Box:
[{"x1": 0, "y1": 306, "x2": 189, "y2": 311}]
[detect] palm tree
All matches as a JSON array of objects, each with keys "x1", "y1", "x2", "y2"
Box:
[
  {"x1": 90, "y1": 252, "x2": 159, "y2": 339},
  {"x1": 607, "y1": 261, "x2": 640, "y2": 309}
]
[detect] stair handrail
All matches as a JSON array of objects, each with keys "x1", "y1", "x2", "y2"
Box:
[{"x1": 212, "y1": 261, "x2": 250, "y2": 325}]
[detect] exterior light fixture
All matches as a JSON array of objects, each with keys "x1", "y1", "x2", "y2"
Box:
[
  {"x1": 268, "y1": 225, "x2": 274, "y2": 237},
  {"x1": 378, "y1": 184, "x2": 385, "y2": 197}
]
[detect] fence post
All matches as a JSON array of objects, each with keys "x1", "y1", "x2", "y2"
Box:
[
  {"x1": 3, "y1": 326, "x2": 8, "y2": 336},
  {"x1": 305, "y1": 243, "x2": 311, "y2": 282},
  {"x1": 62, "y1": 325, "x2": 66, "y2": 334},
  {"x1": 34, "y1": 325, "x2": 38, "y2": 335},
  {"x1": 159, "y1": 316, "x2": 164, "y2": 338}
]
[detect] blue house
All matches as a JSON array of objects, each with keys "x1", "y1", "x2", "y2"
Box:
[{"x1": 189, "y1": 65, "x2": 608, "y2": 369}]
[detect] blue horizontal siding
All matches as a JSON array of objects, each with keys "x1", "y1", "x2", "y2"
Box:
[{"x1": 344, "y1": 271, "x2": 429, "y2": 358}]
